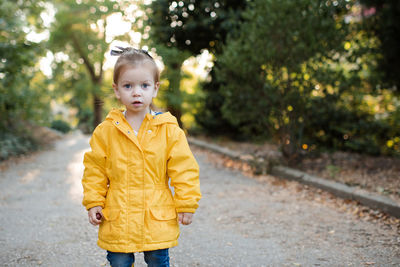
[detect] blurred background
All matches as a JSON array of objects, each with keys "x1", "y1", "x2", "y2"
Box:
[{"x1": 1, "y1": 0, "x2": 399, "y2": 164}]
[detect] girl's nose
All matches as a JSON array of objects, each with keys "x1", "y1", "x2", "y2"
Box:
[{"x1": 132, "y1": 86, "x2": 141, "y2": 96}]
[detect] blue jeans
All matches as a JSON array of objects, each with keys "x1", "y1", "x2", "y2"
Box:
[{"x1": 107, "y1": 249, "x2": 169, "y2": 267}]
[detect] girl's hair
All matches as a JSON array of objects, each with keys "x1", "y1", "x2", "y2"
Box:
[{"x1": 111, "y1": 47, "x2": 160, "y2": 84}]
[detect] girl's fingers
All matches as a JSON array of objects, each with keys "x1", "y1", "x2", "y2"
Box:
[
  {"x1": 89, "y1": 216, "x2": 95, "y2": 226},
  {"x1": 182, "y1": 214, "x2": 192, "y2": 225},
  {"x1": 177, "y1": 213, "x2": 193, "y2": 225},
  {"x1": 92, "y1": 216, "x2": 101, "y2": 225},
  {"x1": 88, "y1": 213, "x2": 101, "y2": 226}
]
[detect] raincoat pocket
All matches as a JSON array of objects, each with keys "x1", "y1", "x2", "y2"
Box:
[
  {"x1": 147, "y1": 206, "x2": 179, "y2": 243},
  {"x1": 99, "y1": 208, "x2": 122, "y2": 242},
  {"x1": 150, "y1": 206, "x2": 177, "y2": 221}
]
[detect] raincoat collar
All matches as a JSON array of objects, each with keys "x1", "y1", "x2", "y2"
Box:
[{"x1": 105, "y1": 108, "x2": 178, "y2": 126}]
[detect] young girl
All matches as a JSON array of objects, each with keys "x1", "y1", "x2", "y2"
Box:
[{"x1": 82, "y1": 47, "x2": 201, "y2": 267}]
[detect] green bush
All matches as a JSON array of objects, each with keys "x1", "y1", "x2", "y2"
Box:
[
  {"x1": 303, "y1": 97, "x2": 394, "y2": 156},
  {"x1": 0, "y1": 132, "x2": 38, "y2": 161},
  {"x1": 50, "y1": 119, "x2": 71, "y2": 133},
  {"x1": 215, "y1": 0, "x2": 351, "y2": 163}
]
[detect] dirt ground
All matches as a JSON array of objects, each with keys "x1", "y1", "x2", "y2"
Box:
[
  {"x1": 193, "y1": 135, "x2": 400, "y2": 205},
  {"x1": 0, "y1": 132, "x2": 399, "y2": 266}
]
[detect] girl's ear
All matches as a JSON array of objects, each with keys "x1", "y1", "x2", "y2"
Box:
[
  {"x1": 153, "y1": 82, "x2": 160, "y2": 98},
  {"x1": 112, "y1": 83, "x2": 120, "y2": 99}
]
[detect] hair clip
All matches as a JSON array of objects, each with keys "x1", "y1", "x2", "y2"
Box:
[
  {"x1": 110, "y1": 46, "x2": 153, "y2": 59},
  {"x1": 140, "y1": 49, "x2": 153, "y2": 59},
  {"x1": 110, "y1": 46, "x2": 126, "y2": 56}
]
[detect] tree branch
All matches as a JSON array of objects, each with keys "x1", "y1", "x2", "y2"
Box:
[
  {"x1": 99, "y1": 18, "x2": 107, "y2": 82},
  {"x1": 70, "y1": 32, "x2": 97, "y2": 82}
]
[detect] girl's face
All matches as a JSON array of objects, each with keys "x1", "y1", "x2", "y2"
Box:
[{"x1": 113, "y1": 63, "x2": 159, "y2": 116}]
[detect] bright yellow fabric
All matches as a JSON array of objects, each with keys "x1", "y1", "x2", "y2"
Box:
[{"x1": 82, "y1": 109, "x2": 201, "y2": 253}]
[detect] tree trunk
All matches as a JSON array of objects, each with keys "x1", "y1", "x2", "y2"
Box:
[
  {"x1": 167, "y1": 106, "x2": 183, "y2": 129},
  {"x1": 280, "y1": 73, "x2": 301, "y2": 166},
  {"x1": 93, "y1": 93, "x2": 103, "y2": 129},
  {"x1": 166, "y1": 61, "x2": 184, "y2": 129}
]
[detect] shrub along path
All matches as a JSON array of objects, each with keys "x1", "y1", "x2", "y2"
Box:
[
  {"x1": 191, "y1": 135, "x2": 400, "y2": 205},
  {"x1": 0, "y1": 132, "x2": 398, "y2": 266}
]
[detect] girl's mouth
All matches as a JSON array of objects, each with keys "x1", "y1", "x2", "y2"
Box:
[{"x1": 132, "y1": 101, "x2": 143, "y2": 107}]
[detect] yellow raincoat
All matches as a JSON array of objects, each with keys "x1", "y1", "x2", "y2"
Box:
[{"x1": 82, "y1": 109, "x2": 201, "y2": 253}]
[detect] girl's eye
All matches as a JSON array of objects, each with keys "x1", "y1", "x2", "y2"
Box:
[
  {"x1": 142, "y1": 83, "x2": 150, "y2": 89},
  {"x1": 123, "y1": 84, "x2": 131, "y2": 89}
]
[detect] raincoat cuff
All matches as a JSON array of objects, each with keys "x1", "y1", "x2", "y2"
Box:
[
  {"x1": 176, "y1": 208, "x2": 196, "y2": 213},
  {"x1": 86, "y1": 202, "x2": 105, "y2": 211}
]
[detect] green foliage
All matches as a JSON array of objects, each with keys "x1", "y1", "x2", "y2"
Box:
[
  {"x1": 2, "y1": 0, "x2": 398, "y2": 161},
  {"x1": 216, "y1": 0, "x2": 352, "y2": 162},
  {"x1": 49, "y1": 0, "x2": 114, "y2": 69},
  {"x1": 360, "y1": 0, "x2": 400, "y2": 93},
  {"x1": 154, "y1": 45, "x2": 190, "y2": 126},
  {"x1": 0, "y1": 0, "x2": 52, "y2": 160},
  {"x1": 380, "y1": 103, "x2": 400, "y2": 155},
  {"x1": 147, "y1": 0, "x2": 247, "y2": 129},
  {"x1": 50, "y1": 119, "x2": 71, "y2": 133},
  {"x1": 50, "y1": 60, "x2": 94, "y2": 129},
  {"x1": 48, "y1": 0, "x2": 131, "y2": 129},
  {"x1": 302, "y1": 96, "x2": 394, "y2": 155},
  {"x1": 1, "y1": 0, "x2": 47, "y2": 128},
  {"x1": 195, "y1": 66, "x2": 242, "y2": 138},
  {"x1": 210, "y1": 0, "x2": 400, "y2": 158},
  {"x1": 147, "y1": 0, "x2": 247, "y2": 55},
  {"x1": 0, "y1": 132, "x2": 38, "y2": 161}
]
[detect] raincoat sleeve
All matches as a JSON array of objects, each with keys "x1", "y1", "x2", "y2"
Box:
[
  {"x1": 82, "y1": 124, "x2": 109, "y2": 210},
  {"x1": 167, "y1": 127, "x2": 201, "y2": 213}
]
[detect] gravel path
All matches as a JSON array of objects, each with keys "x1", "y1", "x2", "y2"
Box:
[{"x1": 0, "y1": 132, "x2": 399, "y2": 266}]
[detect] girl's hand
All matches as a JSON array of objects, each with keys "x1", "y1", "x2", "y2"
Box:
[
  {"x1": 88, "y1": 206, "x2": 103, "y2": 226},
  {"x1": 178, "y1": 212, "x2": 193, "y2": 225}
]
